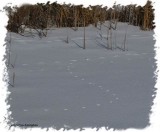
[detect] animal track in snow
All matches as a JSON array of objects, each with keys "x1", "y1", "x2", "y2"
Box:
[
  {"x1": 37, "y1": 62, "x2": 45, "y2": 65},
  {"x1": 54, "y1": 61, "x2": 60, "y2": 64},
  {"x1": 98, "y1": 86, "x2": 103, "y2": 89},
  {"x1": 70, "y1": 60, "x2": 77, "y2": 62},
  {"x1": 126, "y1": 53, "x2": 139, "y2": 56},
  {"x1": 96, "y1": 104, "x2": 101, "y2": 106},
  {"x1": 40, "y1": 69, "x2": 44, "y2": 71},
  {"x1": 106, "y1": 89, "x2": 110, "y2": 92},
  {"x1": 142, "y1": 53, "x2": 147, "y2": 55},
  {"x1": 22, "y1": 64, "x2": 28, "y2": 66},
  {"x1": 82, "y1": 107, "x2": 86, "y2": 109},
  {"x1": 116, "y1": 97, "x2": 119, "y2": 100},
  {"x1": 99, "y1": 57, "x2": 105, "y2": 59},
  {"x1": 113, "y1": 55, "x2": 119, "y2": 58},
  {"x1": 110, "y1": 61, "x2": 114, "y2": 63},
  {"x1": 132, "y1": 35, "x2": 140, "y2": 37},
  {"x1": 85, "y1": 58, "x2": 90, "y2": 61},
  {"x1": 44, "y1": 109, "x2": 49, "y2": 112}
]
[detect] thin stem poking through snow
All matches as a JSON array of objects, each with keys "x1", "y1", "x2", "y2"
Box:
[
  {"x1": 66, "y1": 27, "x2": 69, "y2": 43},
  {"x1": 8, "y1": 72, "x2": 15, "y2": 87},
  {"x1": 7, "y1": 32, "x2": 12, "y2": 67},
  {"x1": 11, "y1": 53, "x2": 17, "y2": 68}
]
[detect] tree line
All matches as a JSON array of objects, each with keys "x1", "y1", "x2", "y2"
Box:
[{"x1": 5, "y1": 0, "x2": 155, "y2": 34}]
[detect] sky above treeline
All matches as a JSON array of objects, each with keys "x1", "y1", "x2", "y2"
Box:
[{"x1": 1, "y1": 0, "x2": 151, "y2": 8}]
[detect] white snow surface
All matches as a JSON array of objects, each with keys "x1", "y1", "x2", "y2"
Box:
[{"x1": 7, "y1": 22, "x2": 156, "y2": 130}]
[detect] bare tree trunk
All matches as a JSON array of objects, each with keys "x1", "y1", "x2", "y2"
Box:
[
  {"x1": 114, "y1": 29, "x2": 117, "y2": 49},
  {"x1": 60, "y1": 9, "x2": 63, "y2": 27},
  {"x1": 107, "y1": 22, "x2": 110, "y2": 48},
  {"x1": 74, "y1": 7, "x2": 77, "y2": 30},
  {"x1": 143, "y1": 4, "x2": 149, "y2": 30},
  {"x1": 110, "y1": 27, "x2": 112, "y2": 50},
  {"x1": 107, "y1": 21, "x2": 112, "y2": 50},
  {"x1": 123, "y1": 24, "x2": 129, "y2": 51}
]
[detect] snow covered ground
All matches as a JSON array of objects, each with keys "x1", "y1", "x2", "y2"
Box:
[{"x1": 7, "y1": 22, "x2": 156, "y2": 130}]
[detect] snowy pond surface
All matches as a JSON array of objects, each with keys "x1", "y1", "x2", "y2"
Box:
[{"x1": 7, "y1": 22, "x2": 156, "y2": 130}]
